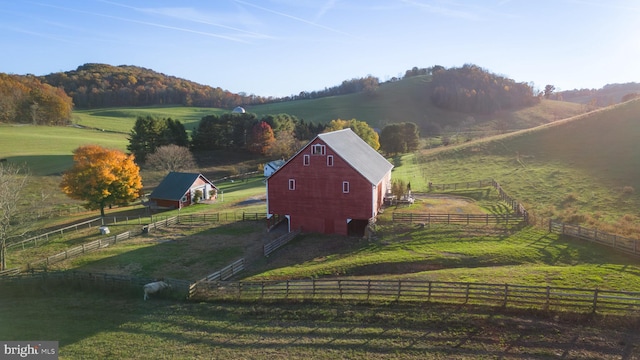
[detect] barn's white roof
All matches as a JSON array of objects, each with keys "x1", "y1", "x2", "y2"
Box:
[{"x1": 317, "y1": 128, "x2": 393, "y2": 185}]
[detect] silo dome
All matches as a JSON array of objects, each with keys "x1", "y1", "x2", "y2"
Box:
[{"x1": 232, "y1": 106, "x2": 246, "y2": 113}]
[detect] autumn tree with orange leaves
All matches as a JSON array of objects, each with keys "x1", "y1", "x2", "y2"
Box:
[
  {"x1": 247, "y1": 121, "x2": 276, "y2": 156},
  {"x1": 60, "y1": 145, "x2": 143, "y2": 217}
]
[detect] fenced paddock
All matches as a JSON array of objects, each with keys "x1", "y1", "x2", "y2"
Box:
[
  {"x1": 195, "y1": 279, "x2": 640, "y2": 315},
  {"x1": 24, "y1": 216, "x2": 180, "y2": 272}
]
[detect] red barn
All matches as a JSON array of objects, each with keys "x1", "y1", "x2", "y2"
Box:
[
  {"x1": 267, "y1": 128, "x2": 393, "y2": 236},
  {"x1": 149, "y1": 172, "x2": 217, "y2": 210}
]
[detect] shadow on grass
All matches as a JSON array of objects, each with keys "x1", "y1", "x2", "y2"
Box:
[{"x1": 2, "y1": 289, "x2": 638, "y2": 359}]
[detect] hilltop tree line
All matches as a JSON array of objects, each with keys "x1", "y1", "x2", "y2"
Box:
[
  {"x1": 40, "y1": 63, "x2": 273, "y2": 109},
  {"x1": 39, "y1": 64, "x2": 384, "y2": 109},
  {"x1": 284, "y1": 76, "x2": 380, "y2": 101},
  {"x1": 428, "y1": 64, "x2": 539, "y2": 115},
  {"x1": 0, "y1": 73, "x2": 73, "y2": 125}
]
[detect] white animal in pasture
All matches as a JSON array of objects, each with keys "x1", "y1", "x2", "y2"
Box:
[{"x1": 143, "y1": 280, "x2": 171, "y2": 300}]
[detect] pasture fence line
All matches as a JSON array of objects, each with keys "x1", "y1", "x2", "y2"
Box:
[
  {"x1": 426, "y1": 179, "x2": 530, "y2": 223},
  {"x1": 549, "y1": 221, "x2": 640, "y2": 256},
  {"x1": 7, "y1": 217, "x2": 104, "y2": 251},
  {"x1": 177, "y1": 212, "x2": 265, "y2": 223},
  {"x1": 7, "y1": 215, "x2": 174, "y2": 251},
  {"x1": 194, "y1": 278, "x2": 640, "y2": 315},
  {"x1": 391, "y1": 213, "x2": 525, "y2": 226},
  {"x1": 427, "y1": 178, "x2": 640, "y2": 257},
  {"x1": 491, "y1": 180, "x2": 530, "y2": 222},
  {"x1": 8, "y1": 212, "x2": 265, "y2": 252},
  {"x1": 189, "y1": 258, "x2": 246, "y2": 298},
  {"x1": 25, "y1": 216, "x2": 180, "y2": 272},
  {"x1": 264, "y1": 230, "x2": 301, "y2": 257}
]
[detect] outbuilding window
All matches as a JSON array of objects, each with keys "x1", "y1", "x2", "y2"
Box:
[
  {"x1": 327, "y1": 155, "x2": 333, "y2": 166},
  {"x1": 303, "y1": 154, "x2": 310, "y2": 166},
  {"x1": 288, "y1": 179, "x2": 296, "y2": 190}
]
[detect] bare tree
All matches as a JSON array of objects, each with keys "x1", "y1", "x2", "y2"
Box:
[
  {"x1": 0, "y1": 163, "x2": 29, "y2": 270},
  {"x1": 145, "y1": 144, "x2": 197, "y2": 172}
]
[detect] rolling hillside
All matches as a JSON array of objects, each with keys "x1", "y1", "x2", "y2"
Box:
[
  {"x1": 408, "y1": 98, "x2": 640, "y2": 234},
  {"x1": 69, "y1": 75, "x2": 587, "y2": 137},
  {"x1": 244, "y1": 75, "x2": 587, "y2": 135}
]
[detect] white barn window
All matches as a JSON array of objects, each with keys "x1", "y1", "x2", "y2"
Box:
[
  {"x1": 327, "y1": 155, "x2": 333, "y2": 166},
  {"x1": 303, "y1": 154, "x2": 310, "y2": 166},
  {"x1": 288, "y1": 179, "x2": 296, "y2": 190},
  {"x1": 312, "y1": 144, "x2": 325, "y2": 155},
  {"x1": 342, "y1": 181, "x2": 350, "y2": 193}
]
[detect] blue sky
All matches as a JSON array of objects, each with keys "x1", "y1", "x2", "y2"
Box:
[{"x1": 1, "y1": 0, "x2": 638, "y2": 98}]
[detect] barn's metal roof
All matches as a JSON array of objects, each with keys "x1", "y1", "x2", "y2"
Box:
[
  {"x1": 317, "y1": 128, "x2": 393, "y2": 185},
  {"x1": 149, "y1": 172, "x2": 216, "y2": 201}
]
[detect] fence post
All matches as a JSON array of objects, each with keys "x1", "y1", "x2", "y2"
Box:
[
  {"x1": 503, "y1": 284, "x2": 508, "y2": 307},
  {"x1": 397, "y1": 280, "x2": 402, "y2": 301},
  {"x1": 367, "y1": 280, "x2": 371, "y2": 300},
  {"x1": 312, "y1": 278, "x2": 316, "y2": 297},
  {"x1": 465, "y1": 283, "x2": 470, "y2": 303},
  {"x1": 427, "y1": 281, "x2": 432, "y2": 302},
  {"x1": 545, "y1": 286, "x2": 551, "y2": 310},
  {"x1": 286, "y1": 280, "x2": 290, "y2": 297},
  {"x1": 338, "y1": 280, "x2": 343, "y2": 298},
  {"x1": 261, "y1": 282, "x2": 265, "y2": 299},
  {"x1": 592, "y1": 288, "x2": 599, "y2": 313}
]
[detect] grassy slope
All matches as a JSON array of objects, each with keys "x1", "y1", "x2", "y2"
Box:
[
  {"x1": 390, "y1": 99, "x2": 640, "y2": 234},
  {"x1": 69, "y1": 76, "x2": 586, "y2": 136},
  {"x1": 0, "y1": 124, "x2": 129, "y2": 175},
  {"x1": 245, "y1": 76, "x2": 586, "y2": 132},
  {"x1": 72, "y1": 106, "x2": 228, "y2": 133}
]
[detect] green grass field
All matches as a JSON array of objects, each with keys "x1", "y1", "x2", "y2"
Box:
[
  {"x1": 244, "y1": 76, "x2": 586, "y2": 132},
  {"x1": 0, "y1": 124, "x2": 129, "y2": 175},
  {"x1": 394, "y1": 99, "x2": 640, "y2": 235},
  {"x1": 3, "y1": 288, "x2": 636, "y2": 359},
  {"x1": 1, "y1": 90, "x2": 639, "y2": 358},
  {"x1": 72, "y1": 106, "x2": 227, "y2": 133}
]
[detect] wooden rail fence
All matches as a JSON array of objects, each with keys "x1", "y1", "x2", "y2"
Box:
[
  {"x1": 264, "y1": 230, "x2": 301, "y2": 257},
  {"x1": 25, "y1": 216, "x2": 180, "y2": 271},
  {"x1": 7, "y1": 217, "x2": 104, "y2": 250},
  {"x1": 189, "y1": 258, "x2": 246, "y2": 298},
  {"x1": 195, "y1": 279, "x2": 640, "y2": 315},
  {"x1": 550, "y1": 220, "x2": 640, "y2": 256},
  {"x1": 392, "y1": 213, "x2": 524, "y2": 226}
]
